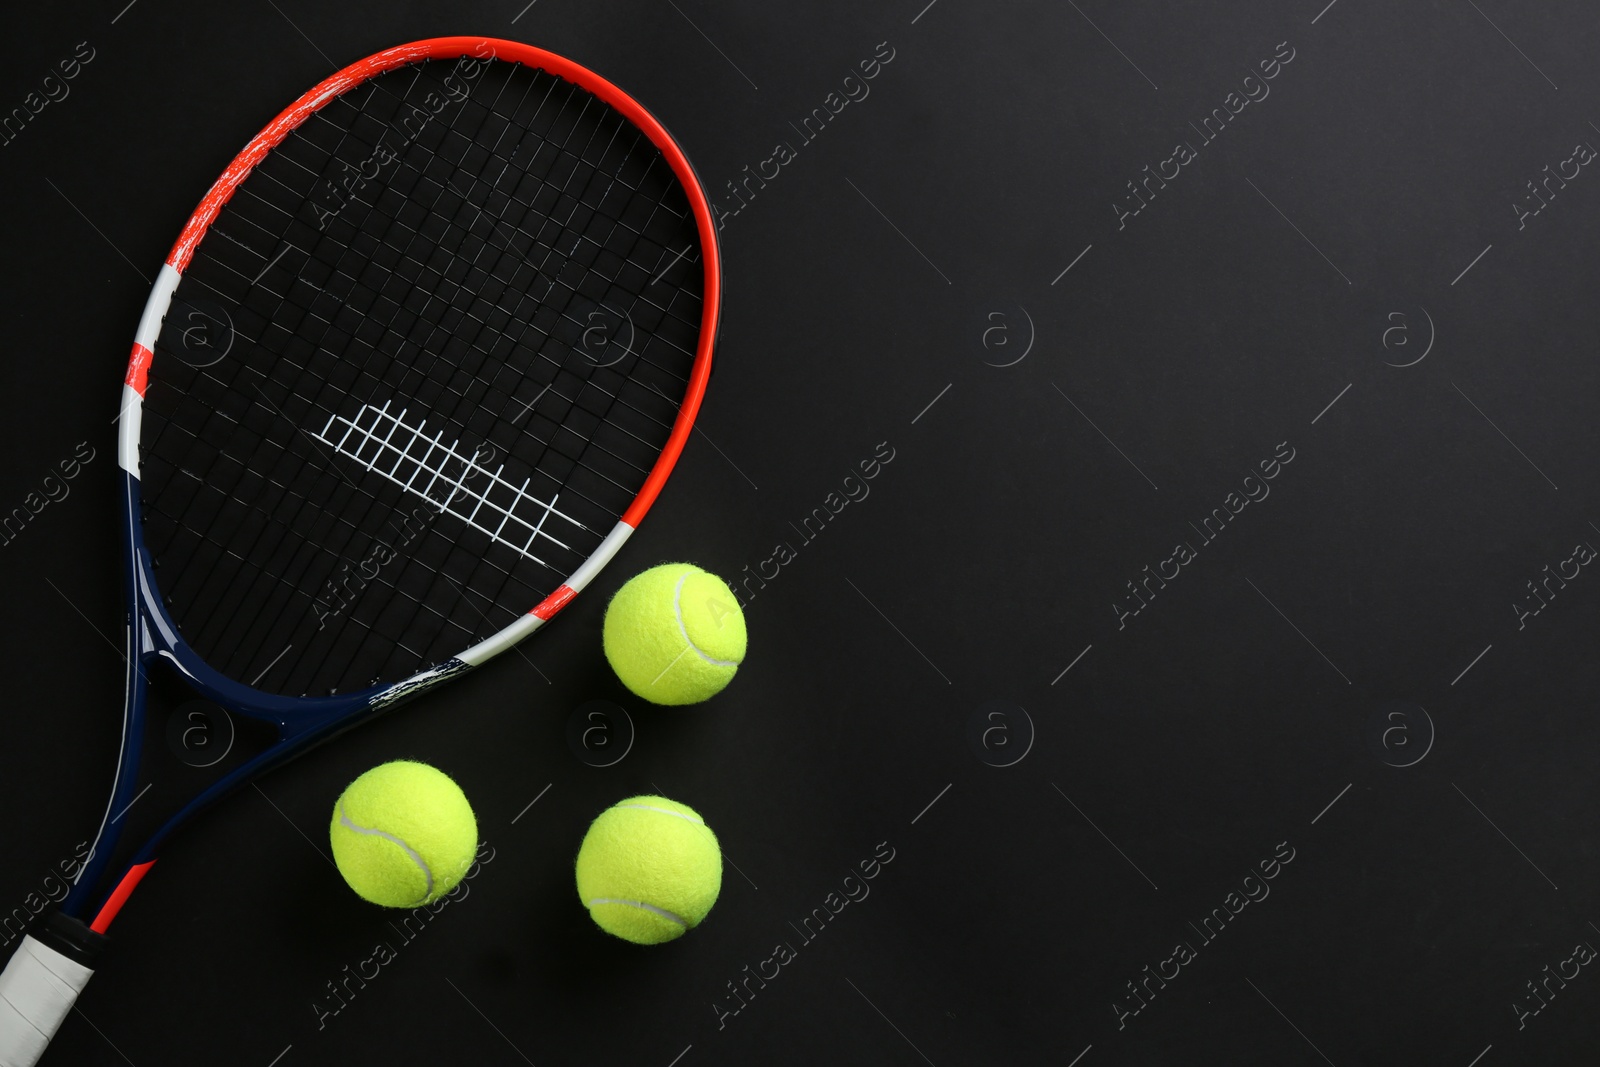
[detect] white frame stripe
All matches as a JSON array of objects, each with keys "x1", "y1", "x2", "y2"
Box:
[
  {"x1": 118, "y1": 264, "x2": 183, "y2": 476},
  {"x1": 454, "y1": 519, "x2": 634, "y2": 666},
  {"x1": 133, "y1": 263, "x2": 182, "y2": 353}
]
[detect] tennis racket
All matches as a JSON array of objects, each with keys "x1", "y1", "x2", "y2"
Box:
[{"x1": 0, "y1": 36, "x2": 719, "y2": 1065}]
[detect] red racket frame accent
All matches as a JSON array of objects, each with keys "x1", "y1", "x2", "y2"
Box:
[
  {"x1": 147, "y1": 35, "x2": 720, "y2": 531},
  {"x1": 89, "y1": 862, "x2": 155, "y2": 933},
  {"x1": 124, "y1": 344, "x2": 153, "y2": 395}
]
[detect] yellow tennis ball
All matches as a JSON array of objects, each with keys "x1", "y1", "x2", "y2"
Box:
[
  {"x1": 602, "y1": 563, "x2": 746, "y2": 705},
  {"x1": 329, "y1": 760, "x2": 478, "y2": 908},
  {"x1": 574, "y1": 795, "x2": 722, "y2": 944}
]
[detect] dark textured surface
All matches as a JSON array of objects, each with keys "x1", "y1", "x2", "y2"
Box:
[{"x1": 2, "y1": 1, "x2": 1599, "y2": 1064}]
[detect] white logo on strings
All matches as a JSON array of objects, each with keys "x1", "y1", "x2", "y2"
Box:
[{"x1": 314, "y1": 400, "x2": 586, "y2": 568}]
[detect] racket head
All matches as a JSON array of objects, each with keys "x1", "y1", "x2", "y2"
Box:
[{"x1": 119, "y1": 37, "x2": 719, "y2": 709}]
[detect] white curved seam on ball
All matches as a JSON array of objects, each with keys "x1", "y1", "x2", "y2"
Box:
[
  {"x1": 616, "y1": 802, "x2": 704, "y2": 825},
  {"x1": 671, "y1": 571, "x2": 740, "y2": 667},
  {"x1": 338, "y1": 799, "x2": 434, "y2": 904},
  {"x1": 586, "y1": 897, "x2": 689, "y2": 927}
]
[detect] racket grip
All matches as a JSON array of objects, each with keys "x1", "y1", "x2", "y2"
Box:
[{"x1": 0, "y1": 913, "x2": 105, "y2": 1067}]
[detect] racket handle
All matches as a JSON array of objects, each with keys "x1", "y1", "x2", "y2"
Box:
[{"x1": 0, "y1": 913, "x2": 105, "y2": 1067}]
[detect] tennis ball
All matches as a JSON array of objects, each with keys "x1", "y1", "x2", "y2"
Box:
[
  {"x1": 574, "y1": 795, "x2": 722, "y2": 944},
  {"x1": 602, "y1": 563, "x2": 746, "y2": 705},
  {"x1": 329, "y1": 760, "x2": 478, "y2": 908}
]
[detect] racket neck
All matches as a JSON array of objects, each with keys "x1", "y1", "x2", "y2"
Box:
[{"x1": 63, "y1": 473, "x2": 152, "y2": 918}]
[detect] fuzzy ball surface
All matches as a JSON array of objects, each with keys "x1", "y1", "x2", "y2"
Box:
[
  {"x1": 602, "y1": 563, "x2": 746, "y2": 705},
  {"x1": 574, "y1": 795, "x2": 722, "y2": 944},
  {"x1": 329, "y1": 761, "x2": 478, "y2": 908}
]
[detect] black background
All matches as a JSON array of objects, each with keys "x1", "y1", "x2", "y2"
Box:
[{"x1": 2, "y1": 1, "x2": 1599, "y2": 1064}]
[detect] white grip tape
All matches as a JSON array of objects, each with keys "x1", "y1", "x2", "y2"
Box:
[{"x1": 0, "y1": 936, "x2": 93, "y2": 1067}]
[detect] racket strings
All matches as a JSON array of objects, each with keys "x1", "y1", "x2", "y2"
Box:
[
  {"x1": 290, "y1": 89, "x2": 693, "y2": 450},
  {"x1": 193, "y1": 67, "x2": 696, "y2": 481},
  {"x1": 303, "y1": 59, "x2": 706, "y2": 352},
  {"x1": 309, "y1": 64, "x2": 686, "y2": 678},
  {"x1": 361, "y1": 71, "x2": 707, "y2": 639},
  {"x1": 198, "y1": 91, "x2": 700, "y2": 412},
  {"x1": 181, "y1": 199, "x2": 690, "y2": 475},
  {"x1": 149, "y1": 146, "x2": 633, "y2": 687},
  {"x1": 140, "y1": 56, "x2": 705, "y2": 694},
  {"x1": 147, "y1": 65, "x2": 485, "y2": 682},
  {"x1": 275, "y1": 61, "x2": 693, "y2": 688},
  {"x1": 191, "y1": 76, "x2": 696, "y2": 452}
]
